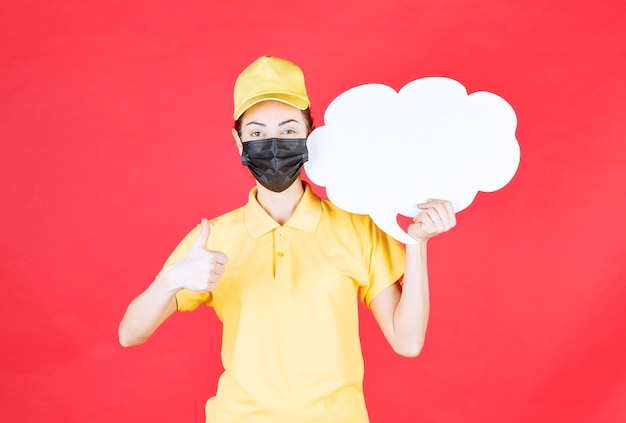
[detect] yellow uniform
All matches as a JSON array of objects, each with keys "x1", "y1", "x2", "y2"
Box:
[{"x1": 165, "y1": 183, "x2": 405, "y2": 422}]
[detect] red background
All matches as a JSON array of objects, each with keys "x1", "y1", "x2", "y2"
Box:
[{"x1": 1, "y1": 1, "x2": 625, "y2": 422}]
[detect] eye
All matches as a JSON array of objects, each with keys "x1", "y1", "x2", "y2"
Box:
[
  {"x1": 250, "y1": 131, "x2": 263, "y2": 137},
  {"x1": 281, "y1": 128, "x2": 299, "y2": 136}
]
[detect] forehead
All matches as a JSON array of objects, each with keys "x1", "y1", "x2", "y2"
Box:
[{"x1": 242, "y1": 100, "x2": 304, "y2": 124}]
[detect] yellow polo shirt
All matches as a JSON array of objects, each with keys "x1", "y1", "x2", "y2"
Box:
[{"x1": 165, "y1": 183, "x2": 405, "y2": 423}]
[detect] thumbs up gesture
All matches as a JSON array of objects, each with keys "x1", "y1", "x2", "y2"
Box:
[{"x1": 162, "y1": 219, "x2": 229, "y2": 293}]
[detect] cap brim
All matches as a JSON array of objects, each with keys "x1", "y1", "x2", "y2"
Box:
[{"x1": 233, "y1": 93, "x2": 310, "y2": 120}]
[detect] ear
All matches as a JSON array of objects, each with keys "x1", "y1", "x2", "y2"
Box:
[{"x1": 232, "y1": 128, "x2": 243, "y2": 155}]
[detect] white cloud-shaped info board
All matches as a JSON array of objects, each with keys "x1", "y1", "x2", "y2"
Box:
[{"x1": 304, "y1": 77, "x2": 520, "y2": 244}]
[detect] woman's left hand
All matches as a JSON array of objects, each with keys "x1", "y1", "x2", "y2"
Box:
[{"x1": 407, "y1": 199, "x2": 457, "y2": 242}]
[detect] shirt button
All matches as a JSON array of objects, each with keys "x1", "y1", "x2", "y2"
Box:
[
  {"x1": 278, "y1": 232, "x2": 284, "y2": 237},
  {"x1": 277, "y1": 252, "x2": 284, "y2": 258}
]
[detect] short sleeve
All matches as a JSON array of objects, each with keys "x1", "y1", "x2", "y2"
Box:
[
  {"x1": 359, "y1": 219, "x2": 406, "y2": 306},
  {"x1": 156, "y1": 224, "x2": 213, "y2": 311}
]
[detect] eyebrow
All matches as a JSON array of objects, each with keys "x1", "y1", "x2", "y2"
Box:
[
  {"x1": 278, "y1": 119, "x2": 300, "y2": 126},
  {"x1": 245, "y1": 119, "x2": 301, "y2": 127}
]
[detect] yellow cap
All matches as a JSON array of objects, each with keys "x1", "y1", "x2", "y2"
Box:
[{"x1": 233, "y1": 56, "x2": 310, "y2": 120}]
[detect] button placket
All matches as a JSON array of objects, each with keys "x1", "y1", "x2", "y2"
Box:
[{"x1": 274, "y1": 229, "x2": 290, "y2": 285}]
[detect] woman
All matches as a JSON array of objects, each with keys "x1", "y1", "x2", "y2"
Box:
[{"x1": 119, "y1": 56, "x2": 456, "y2": 422}]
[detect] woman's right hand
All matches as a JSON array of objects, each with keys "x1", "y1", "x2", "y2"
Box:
[{"x1": 161, "y1": 218, "x2": 229, "y2": 293}]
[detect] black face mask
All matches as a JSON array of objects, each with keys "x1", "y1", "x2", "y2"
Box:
[{"x1": 241, "y1": 138, "x2": 308, "y2": 192}]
